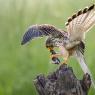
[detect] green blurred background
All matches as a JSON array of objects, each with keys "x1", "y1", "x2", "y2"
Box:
[{"x1": 0, "y1": 0, "x2": 95, "y2": 95}]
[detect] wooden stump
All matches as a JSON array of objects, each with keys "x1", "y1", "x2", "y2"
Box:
[{"x1": 34, "y1": 64, "x2": 91, "y2": 95}]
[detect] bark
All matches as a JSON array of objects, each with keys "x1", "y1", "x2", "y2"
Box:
[{"x1": 34, "y1": 64, "x2": 91, "y2": 95}]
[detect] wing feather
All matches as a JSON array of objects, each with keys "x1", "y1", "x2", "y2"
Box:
[
  {"x1": 66, "y1": 4, "x2": 95, "y2": 41},
  {"x1": 74, "y1": 49, "x2": 95, "y2": 89},
  {"x1": 21, "y1": 24, "x2": 65, "y2": 45}
]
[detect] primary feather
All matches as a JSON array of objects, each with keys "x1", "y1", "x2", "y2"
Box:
[
  {"x1": 66, "y1": 4, "x2": 95, "y2": 41},
  {"x1": 21, "y1": 24, "x2": 65, "y2": 45}
]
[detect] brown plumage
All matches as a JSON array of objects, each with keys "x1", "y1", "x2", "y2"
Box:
[{"x1": 21, "y1": 4, "x2": 95, "y2": 65}]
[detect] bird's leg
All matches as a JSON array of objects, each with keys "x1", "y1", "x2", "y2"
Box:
[
  {"x1": 62, "y1": 55, "x2": 69, "y2": 65},
  {"x1": 59, "y1": 46, "x2": 69, "y2": 64},
  {"x1": 46, "y1": 46, "x2": 69, "y2": 64}
]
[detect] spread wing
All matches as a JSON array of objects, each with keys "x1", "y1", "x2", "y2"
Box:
[
  {"x1": 65, "y1": 4, "x2": 95, "y2": 41},
  {"x1": 21, "y1": 24, "x2": 65, "y2": 45},
  {"x1": 74, "y1": 48, "x2": 95, "y2": 88}
]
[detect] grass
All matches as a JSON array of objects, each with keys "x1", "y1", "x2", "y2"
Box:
[{"x1": 0, "y1": 0, "x2": 95, "y2": 94}]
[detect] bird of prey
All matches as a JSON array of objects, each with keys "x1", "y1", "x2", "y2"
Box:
[{"x1": 21, "y1": 4, "x2": 95, "y2": 68}]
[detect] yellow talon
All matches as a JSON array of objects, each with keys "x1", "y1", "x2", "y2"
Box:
[
  {"x1": 61, "y1": 62, "x2": 67, "y2": 65},
  {"x1": 61, "y1": 59, "x2": 68, "y2": 64}
]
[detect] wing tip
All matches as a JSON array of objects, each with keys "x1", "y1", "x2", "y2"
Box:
[
  {"x1": 21, "y1": 25, "x2": 37, "y2": 45},
  {"x1": 65, "y1": 4, "x2": 95, "y2": 26},
  {"x1": 21, "y1": 40, "x2": 25, "y2": 45},
  {"x1": 21, "y1": 37, "x2": 28, "y2": 45},
  {"x1": 21, "y1": 35, "x2": 32, "y2": 45},
  {"x1": 65, "y1": 17, "x2": 72, "y2": 26},
  {"x1": 83, "y1": 7, "x2": 88, "y2": 13},
  {"x1": 88, "y1": 4, "x2": 95, "y2": 11}
]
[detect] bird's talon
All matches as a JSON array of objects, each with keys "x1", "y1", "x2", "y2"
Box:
[
  {"x1": 62, "y1": 62, "x2": 67, "y2": 65},
  {"x1": 61, "y1": 61, "x2": 67, "y2": 65}
]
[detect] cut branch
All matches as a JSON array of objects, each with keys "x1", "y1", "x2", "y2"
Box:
[{"x1": 34, "y1": 64, "x2": 91, "y2": 95}]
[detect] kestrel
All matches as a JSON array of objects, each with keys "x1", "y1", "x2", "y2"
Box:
[{"x1": 21, "y1": 4, "x2": 95, "y2": 67}]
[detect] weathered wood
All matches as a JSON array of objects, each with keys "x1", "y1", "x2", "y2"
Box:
[{"x1": 34, "y1": 64, "x2": 91, "y2": 95}]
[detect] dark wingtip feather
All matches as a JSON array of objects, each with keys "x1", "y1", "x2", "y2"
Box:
[
  {"x1": 83, "y1": 7, "x2": 88, "y2": 13},
  {"x1": 65, "y1": 4, "x2": 95, "y2": 26},
  {"x1": 21, "y1": 33, "x2": 32, "y2": 45},
  {"x1": 72, "y1": 14, "x2": 77, "y2": 19},
  {"x1": 68, "y1": 17, "x2": 72, "y2": 22},
  {"x1": 21, "y1": 29, "x2": 33, "y2": 45},
  {"x1": 21, "y1": 25, "x2": 43, "y2": 45},
  {"x1": 21, "y1": 40, "x2": 25, "y2": 45},
  {"x1": 21, "y1": 37, "x2": 28, "y2": 45},
  {"x1": 77, "y1": 10, "x2": 82, "y2": 16},
  {"x1": 88, "y1": 4, "x2": 95, "y2": 11}
]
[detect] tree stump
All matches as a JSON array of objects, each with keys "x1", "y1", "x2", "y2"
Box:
[{"x1": 34, "y1": 64, "x2": 91, "y2": 95}]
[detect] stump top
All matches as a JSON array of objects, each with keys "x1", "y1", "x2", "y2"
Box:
[{"x1": 34, "y1": 64, "x2": 91, "y2": 95}]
